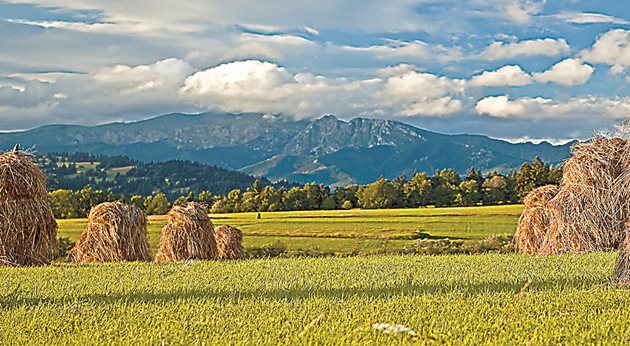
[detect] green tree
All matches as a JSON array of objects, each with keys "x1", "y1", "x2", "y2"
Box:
[
  {"x1": 429, "y1": 169, "x2": 461, "y2": 207},
  {"x1": 482, "y1": 175, "x2": 508, "y2": 204},
  {"x1": 456, "y1": 180, "x2": 481, "y2": 206},
  {"x1": 403, "y1": 173, "x2": 431, "y2": 207},
  {"x1": 356, "y1": 177, "x2": 401, "y2": 209},
  {"x1": 145, "y1": 193, "x2": 170, "y2": 215},
  {"x1": 129, "y1": 195, "x2": 145, "y2": 210},
  {"x1": 48, "y1": 189, "x2": 78, "y2": 218}
]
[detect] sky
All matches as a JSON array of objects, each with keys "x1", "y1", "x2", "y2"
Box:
[{"x1": 0, "y1": 0, "x2": 628, "y2": 142}]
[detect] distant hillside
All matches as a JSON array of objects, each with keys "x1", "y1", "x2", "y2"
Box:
[
  {"x1": 1, "y1": 112, "x2": 573, "y2": 186},
  {"x1": 38, "y1": 152, "x2": 292, "y2": 199}
]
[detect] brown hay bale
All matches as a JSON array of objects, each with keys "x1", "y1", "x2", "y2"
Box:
[
  {"x1": 155, "y1": 202, "x2": 218, "y2": 262},
  {"x1": 540, "y1": 137, "x2": 630, "y2": 255},
  {"x1": 215, "y1": 225, "x2": 246, "y2": 260},
  {"x1": 514, "y1": 185, "x2": 559, "y2": 254},
  {"x1": 69, "y1": 202, "x2": 150, "y2": 263},
  {"x1": 540, "y1": 185, "x2": 628, "y2": 255},
  {"x1": 561, "y1": 137, "x2": 629, "y2": 188},
  {"x1": 0, "y1": 149, "x2": 58, "y2": 266}
]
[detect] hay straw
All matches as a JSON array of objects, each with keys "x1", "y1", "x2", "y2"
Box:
[
  {"x1": 514, "y1": 185, "x2": 558, "y2": 254},
  {"x1": 215, "y1": 225, "x2": 246, "y2": 260},
  {"x1": 69, "y1": 202, "x2": 150, "y2": 263},
  {"x1": 539, "y1": 137, "x2": 630, "y2": 255},
  {"x1": 155, "y1": 202, "x2": 218, "y2": 262},
  {"x1": 0, "y1": 149, "x2": 57, "y2": 266}
]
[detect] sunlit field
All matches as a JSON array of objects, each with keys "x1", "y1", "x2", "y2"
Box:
[
  {"x1": 0, "y1": 253, "x2": 627, "y2": 345},
  {"x1": 57, "y1": 205, "x2": 523, "y2": 254}
]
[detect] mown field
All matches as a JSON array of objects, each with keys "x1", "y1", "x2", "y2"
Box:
[
  {"x1": 57, "y1": 205, "x2": 523, "y2": 254},
  {"x1": 1, "y1": 253, "x2": 628, "y2": 344}
]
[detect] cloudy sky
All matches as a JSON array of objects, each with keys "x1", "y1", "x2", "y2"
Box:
[{"x1": 0, "y1": 0, "x2": 628, "y2": 142}]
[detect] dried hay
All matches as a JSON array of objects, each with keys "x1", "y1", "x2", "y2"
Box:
[
  {"x1": 215, "y1": 225, "x2": 246, "y2": 260},
  {"x1": 539, "y1": 136, "x2": 630, "y2": 255},
  {"x1": 69, "y1": 202, "x2": 150, "y2": 263},
  {"x1": 514, "y1": 185, "x2": 558, "y2": 254},
  {"x1": 0, "y1": 149, "x2": 58, "y2": 266},
  {"x1": 155, "y1": 202, "x2": 218, "y2": 262}
]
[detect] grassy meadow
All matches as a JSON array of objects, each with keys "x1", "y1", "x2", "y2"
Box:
[
  {"x1": 1, "y1": 253, "x2": 628, "y2": 345},
  {"x1": 57, "y1": 204, "x2": 523, "y2": 254}
]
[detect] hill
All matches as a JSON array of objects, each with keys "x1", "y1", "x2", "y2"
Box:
[
  {"x1": 38, "y1": 152, "x2": 290, "y2": 199},
  {"x1": 0, "y1": 112, "x2": 573, "y2": 186}
]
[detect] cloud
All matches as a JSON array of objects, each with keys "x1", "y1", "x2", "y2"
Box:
[
  {"x1": 470, "y1": 65, "x2": 532, "y2": 87},
  {"x1": 181, "y1": 60, "x2": 465, "y2": 118},
  {"x1": 503, "y1": 0, "x2": 546, "y2": 24},
  {"x1": 221, "y1": 33, "x2": 316, "y2": 61},
  {"x1": 0, "y1": 58, "x2": 196, "y2": 129},
  {"x1": 339, "y1": 40, "x2": 462, "y2": 63},
  {"x1": 555, "y1": 12, "x2": 629, "y2": 25},
  {"x1": 532, "y1": 58, "x2": 593, "y2": 86},
  {"x1": 581, "y1": 29, "x2": 630, "y2": 74},
  {"x1": 470, "y1": 58, "x2": 593, "y2": 87},
  {"x1": 475, "y1": 95, "x2": 630, "y2": 119},
  {"x1": 1, "y1": 0, "x2": 432, "y2": 34},
  {"x1": 479, "y1": 38, "x2": 570, "y2": 60}
]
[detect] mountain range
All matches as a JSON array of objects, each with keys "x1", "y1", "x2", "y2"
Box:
[{"x1": 0, "y1": 112, "x2": 573, "y2": 186}]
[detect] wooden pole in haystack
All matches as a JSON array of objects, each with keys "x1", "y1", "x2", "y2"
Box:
[{"x1": 0, "y1": 145, "x2": 58, "y2": 266}]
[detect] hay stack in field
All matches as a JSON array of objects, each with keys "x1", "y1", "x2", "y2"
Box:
[
  {"x1": 215, "y1": 225, "x2": 246, "y2": 260},
  {"x1": 155, "y1": 202, "x2": 218, "y2": 262},
  {"x1": 539, "y1": 137, "x2": 630, "y2": 255},
  {"x1": 0, "y1": 147, "x2": 58, "y2": 266},
  {"x1": 69, "y1": 202, "x2": 150, "y2": 263},
  {"x1": 514, "y1": 185, "x2": 559, "y2": 254}
]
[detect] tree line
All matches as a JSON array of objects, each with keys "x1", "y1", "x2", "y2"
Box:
[{"x1": 47, "y1": 157, "x2": 560, "y2": 218}]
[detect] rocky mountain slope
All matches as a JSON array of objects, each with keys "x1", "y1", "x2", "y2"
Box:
[{"x1": 0, "y1": 112, "x2": 573, "y2": 186}]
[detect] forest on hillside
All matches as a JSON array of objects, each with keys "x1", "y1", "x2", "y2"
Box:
[{"x1": 40, "y1": 152, "x2": 560, "y2": 218}]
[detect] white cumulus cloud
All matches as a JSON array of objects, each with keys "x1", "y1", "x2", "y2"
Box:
[
  {"x1": 470, "y1": 65, "x2": 532, "y2": 87},
  {"x1": 581, "y1": 29, "x2": 630, "y2": 74},
  {"x1": 181, "y1": 60, "x2": 465, "y2": 118},
  {"x1": 479, "y1": 38, "x2": 570, "y2": 60},
  {"x1": 532, "y1": 58, "x2": 593, "y2": 86},
  {"x1": 475, "y1": 95, "x2": 630, "y2": 119},
  {"x1": 470, "y1": 59, "x2": 593, "y2": 87}
]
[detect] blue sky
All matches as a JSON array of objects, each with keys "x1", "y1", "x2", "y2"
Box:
[{"x1": 0, "y1": 0, "x2": 628, "y2": 142}]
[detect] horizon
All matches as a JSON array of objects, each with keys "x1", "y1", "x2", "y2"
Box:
[
  {"x1": 0, "y1": 111, "x2": 578, "y2": 146},
  {"x1": 0, "y1": 0, "x2": 628, "y2": 142}
]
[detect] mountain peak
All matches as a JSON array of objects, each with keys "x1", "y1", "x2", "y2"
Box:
[{"x1": 0, "y1": 112, "x2": 572, "y2": 186}]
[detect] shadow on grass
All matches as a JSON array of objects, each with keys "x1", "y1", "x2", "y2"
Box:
[{"x1": 0, "y1": 276, "x2": 611, "y2": 309}]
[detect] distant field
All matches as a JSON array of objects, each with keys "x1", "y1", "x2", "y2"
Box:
[
  {"x1": 1, "y1": 253, "x2": 627, "y2": 344},
  {"x1": 57, "y1": 205, "x2": 523, "y2": 253}
]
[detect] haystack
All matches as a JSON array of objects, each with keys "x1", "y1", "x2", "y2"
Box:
[
  {"x1": 155, "y1": 202, "x2": 218, "y2": 262},
  {"x1": 0, "y1": 147, "x2": 58, "y2": 266},
  {"x1": 539, "y1": 137, "x2": 630, "y2": 255},
  {"x1": 215, "y1": 225, "x2": 246, "y2": 260},
  {"x1": 514, "y1": 185, "x2": 558, "y2": 254},
  {"x1": 69, "y1": 202, "x2": 151, "y2": 263}
]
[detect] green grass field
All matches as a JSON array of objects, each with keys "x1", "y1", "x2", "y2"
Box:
[
  {"x1": 57, "y1": 205, "x2": 523, "y2": 254},
  {"x1": 1, "y1": 253, "x2": 627, "y2": 345}
]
